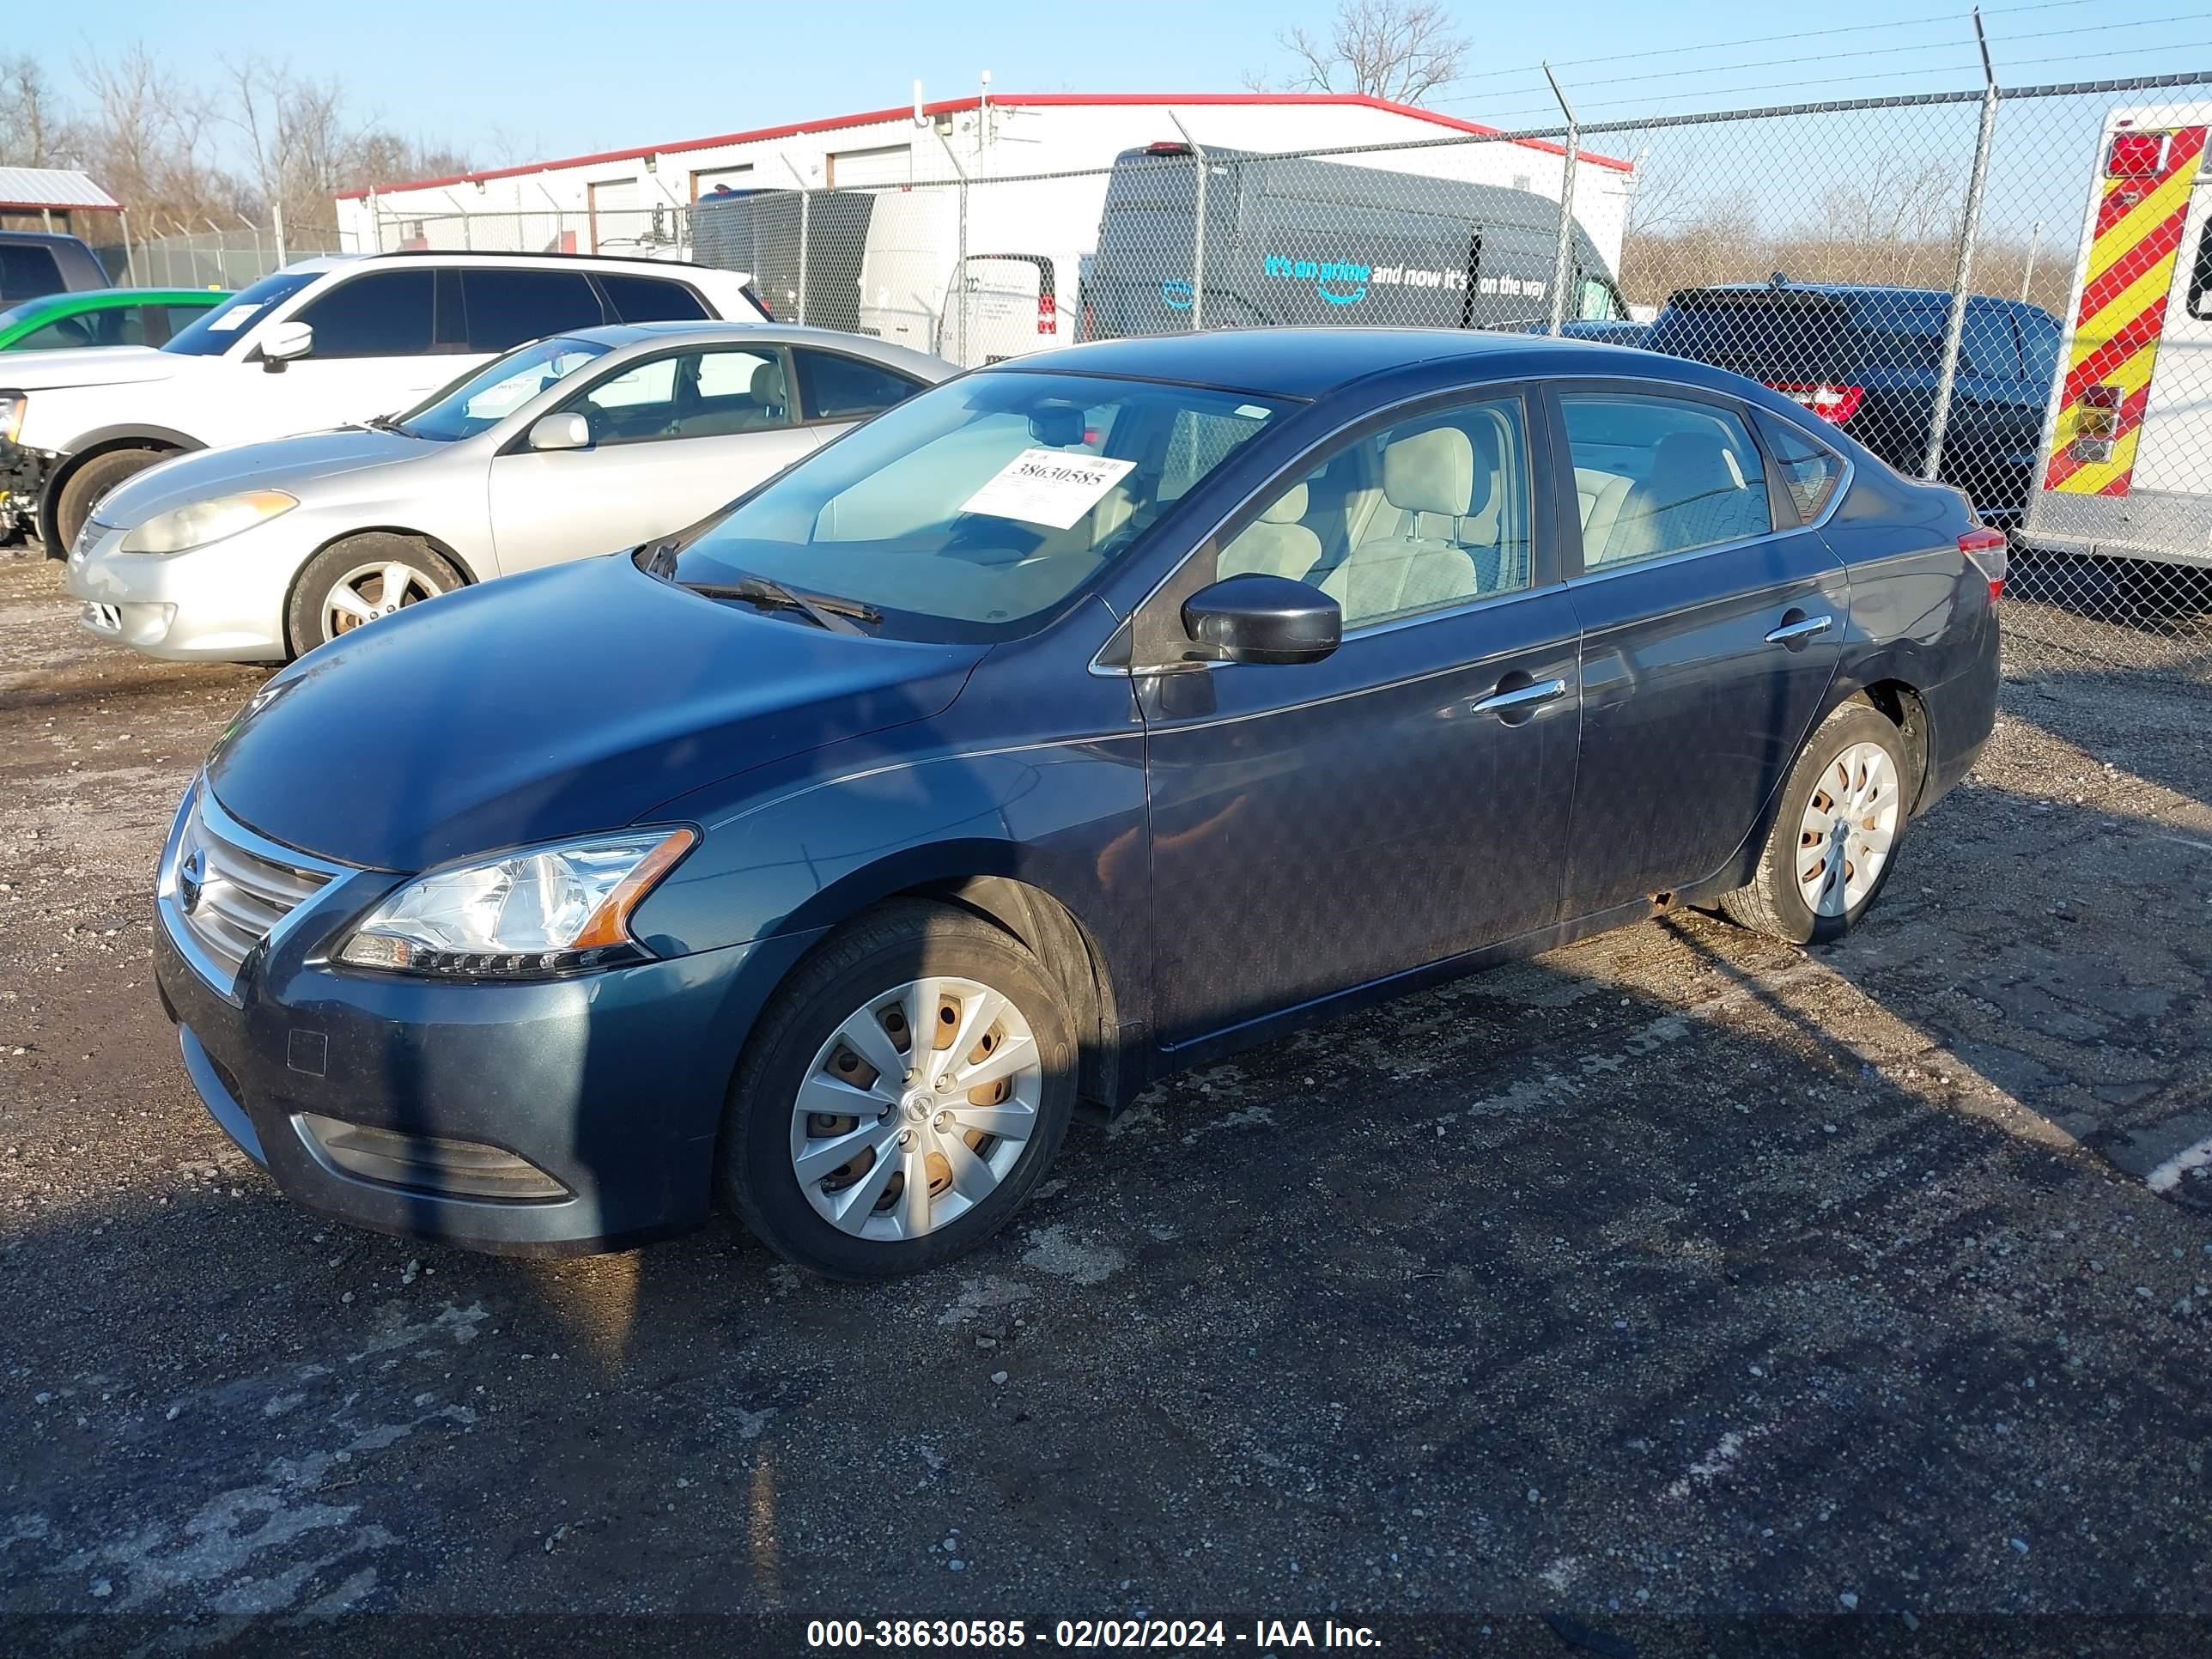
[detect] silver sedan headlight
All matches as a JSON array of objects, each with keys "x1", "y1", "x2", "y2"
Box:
[
  {"x1": 0, "y1": 392, "x2": 23, "y2": 445},
  {"x1": 335, "y1": 828, "x2": 696, "y2": 979},
  {"x1": 119, "y1": 489, "x2": 298, "y2": 555}
]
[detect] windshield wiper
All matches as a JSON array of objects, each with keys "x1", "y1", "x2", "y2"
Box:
[
  {"x1": 364, "y1": 413, "x2": 408, "y2": 434},
  {"x1": 686, "y1": 574, "x2": 880, "y2": 635}
]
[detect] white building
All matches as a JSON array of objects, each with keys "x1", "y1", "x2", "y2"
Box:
[
  {"x1": 334, "y1": 92, "x2": 1635, "y2": 362},
  {"x1": 335, "y1": 89, "x2": 1633, "y2": 259}
]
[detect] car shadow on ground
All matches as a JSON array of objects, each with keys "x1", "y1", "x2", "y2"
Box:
[{"x1": 4, "y1": 774, "x2": 2209, "y2": 1634}]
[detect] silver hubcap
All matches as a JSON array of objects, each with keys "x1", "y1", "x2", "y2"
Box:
[
  {"x1": 324, "y1": 560, "x2": 443, "y2": 637},
  {"x1": 1798, "y1": 739, "x2": 1900, "y2": 917},
  {"x1": 791, "y1": 975, "x2": 1042, "y2": 1241}
]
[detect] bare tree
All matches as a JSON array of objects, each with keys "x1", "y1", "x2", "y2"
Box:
[
  {"x1": 0, "y1": 54, "x2": 74, "y2": 169},
  {"x1": 1270, "y1": 0, "x2": 1468, "y2": 105},
  {"x1": 73, "y1": 45, "x2": 237, "y2": 230}
]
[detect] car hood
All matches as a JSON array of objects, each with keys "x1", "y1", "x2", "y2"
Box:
[
  {"x1": 0, "y1": 343, "x2": 177, "y2": 391},
  {"x1": 205, "y1": 555, "x2": 983, "y2": 872},
  {"x1": 96, "y1": 428, "x2": 434, "y2": 527}
]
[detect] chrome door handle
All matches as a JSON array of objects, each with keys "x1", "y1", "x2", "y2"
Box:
[
  {"x1": 1765, "y1": 614, "x2": 1834, "y2": 645},
  {"x1": 1470, "y1": 676, "x2": 1568, "y2": 714}
]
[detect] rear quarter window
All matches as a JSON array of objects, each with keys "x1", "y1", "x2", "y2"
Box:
[
  {"x1": 1756, "y1": 410, "x2": 1848, "y2": 525},
  {"x1": 597, "y1": 273, "x2": 709, "y2": 323}
]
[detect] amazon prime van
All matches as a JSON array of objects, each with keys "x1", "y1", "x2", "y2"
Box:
[{"x1": 1085, "y1": 143, "x2": 1631, "y2": 339}]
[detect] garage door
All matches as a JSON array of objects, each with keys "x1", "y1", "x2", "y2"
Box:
[
  {"x1": 828, "y1": 145, "x2": 911, "y2": 188},
  {"x1": 691, "y1": 165, "x2": 754, "y2": 199},
  {"x1": 589, "y1": 177, "x2": 644, "y2": 252}
]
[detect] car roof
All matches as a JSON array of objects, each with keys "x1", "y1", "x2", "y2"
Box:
[
  {"x1": 272, "y1": 250, "x2": 731, "y2": 277},
  {"x1": 544, "y1": 319, "x2": 955, "y2": 379},
  {"x1": 994, "y1": 327, "x2": 1685, "y2": 400}
]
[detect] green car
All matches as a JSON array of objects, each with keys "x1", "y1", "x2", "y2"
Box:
[{"x1": 0, "y1": 287, "x2": 230, "y2": 353}]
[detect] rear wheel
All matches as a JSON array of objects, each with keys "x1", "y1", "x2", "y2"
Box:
[
  {"x1": 287, "y1": 533, "x2": 464, "y2": 656},
  {"x1": 53, "y1": 447, "x2": 166, "y2": 552},
  {"x1": 1721, "y1": 700, "x2": 1911, "y2": 945},
  {"x1": 720, "y1": 901, "x2": 1076, "y2": 1279}
]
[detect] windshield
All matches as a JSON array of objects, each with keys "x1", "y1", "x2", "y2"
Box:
[
  {"x1": 162, "y1": 270, "x2": 319, "y2": 356},
  {"x1": 392, "y1": 336, "x2": 611, "y2": 441},
  {"x1": 666, "y1": 370, "x2": 1288, "y2": 639}
]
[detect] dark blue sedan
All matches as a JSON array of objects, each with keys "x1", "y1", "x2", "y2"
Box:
[{"x1": 153, "y1": 329, "x2": 2002, "y2": 1279}]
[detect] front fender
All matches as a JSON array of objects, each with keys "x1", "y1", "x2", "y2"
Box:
[{"x1": 627, "y1": 732, "x2": 1153, "y2": 1029}]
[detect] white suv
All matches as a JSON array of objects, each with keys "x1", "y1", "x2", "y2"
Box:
[{"x1": 0, "y1": 251, "x2": 767, "y2": 552}]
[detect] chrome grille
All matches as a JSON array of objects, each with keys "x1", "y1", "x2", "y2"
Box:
[{"x1": 164, "y1": 787, "x2": 334, "y2": 989}]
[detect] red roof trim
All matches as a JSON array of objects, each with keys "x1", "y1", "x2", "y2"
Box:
[{"x1": 333, "y1": 91, "x2": 1632, "y2": 199}]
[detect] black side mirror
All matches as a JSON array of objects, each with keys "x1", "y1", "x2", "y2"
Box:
[{"x1": 1181, "y1": 573, "x2": 1340, "y2": 665}]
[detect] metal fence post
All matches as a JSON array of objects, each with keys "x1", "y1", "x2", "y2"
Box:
[
  {"x1": 272, "y1": 198, "x2": 288, "y2": 266},
  {"x1": 799, "y1": 188, "x2": 811, "y2": 325},
  {"x1": 1544, "y1": 64, "x2": 1581, "y2": 336},
  {"x1": 957, "y1": 175, "x2": 970, "y2": 361},
  {"x1": 1170, "y1": 113, "x2": 1207, "y2": 331},
  {"x1": 1926, "y1": 9, "x2": 2000, "y2": 482}
]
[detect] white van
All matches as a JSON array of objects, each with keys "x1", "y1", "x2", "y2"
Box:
[
  {"x1": 2024, "y1": 103, "x2": 2212, "y2": 568},
  {"x1": 854, "y1": 180, "x2": 1102, "y2": 368}
]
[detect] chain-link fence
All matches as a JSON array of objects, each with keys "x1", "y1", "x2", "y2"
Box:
[
  {"x1": 349, "y1": 69, "x2": 2212, "y2": 688},
  {"x1": 125, "y1": 222, "x2": 347, "y2": 290}
]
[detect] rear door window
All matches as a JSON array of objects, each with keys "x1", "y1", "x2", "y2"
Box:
[
  {"x1": 1560, "y1": 391, "x2": 1772, "y2": 568},
  {"x1": 295, "y1": 270, "x2": 436, "y2": 358},
  {"x1": 597, "y1": 273, "x2": 709, "y2": 322},
  {"x1": 461, "y1": 269, "x2": 605, "y2": 352},
  {"x1": 793, "y1": 349, "x2": 923, "y2": 421}
]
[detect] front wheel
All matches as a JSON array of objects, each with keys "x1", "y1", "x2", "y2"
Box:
[
  {"x1": 287, "y1": 533, "x2": 464, "y2": 656},
  {"x1": 720, "y1": 901, "x2": 1077, "y2": 1279},
  {"x1": 1721, "y1": 700, "x2": 1912, "y2": 945}
]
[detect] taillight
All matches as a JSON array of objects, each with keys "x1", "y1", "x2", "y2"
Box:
[
  {"x1": 1038, "y1": 290, "x2": 1057, "y2": 336},
  {"x1": 1768, "y1": 382, "x2": 1865, "y2": 423},
  {"x1": 2106, "y1": 131, "x2": 2165, "y2": 178},
  {"x1": 1960, "y1": 526, "x2": 2008, "y2": 602},
  {"x1": 2072, "y1": 383, "x2": 2122, "y2": 462}
]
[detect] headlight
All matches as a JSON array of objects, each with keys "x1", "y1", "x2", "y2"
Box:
[
  {"x1": 336, "y1": 828, "x2": 696, "y2": 979},
  {"x1": 0, "y1": 392, "x2": 22, "y2": 445},
  {"x1": 119, "y1": 489, "x2": 297, "y2": 555}
]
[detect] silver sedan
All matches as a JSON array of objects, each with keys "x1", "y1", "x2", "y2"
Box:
[{"x1": 63, "y1": 322, "x2": 954, "y2": 661}]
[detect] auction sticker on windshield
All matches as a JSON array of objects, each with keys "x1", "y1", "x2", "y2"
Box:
[{"x1": 961, "y1": 449, "x2": 1136, "y2": 530}]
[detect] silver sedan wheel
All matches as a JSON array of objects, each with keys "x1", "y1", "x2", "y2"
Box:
[
  {"x1": 790, "y1": 976, "x2": 1043, "y2": 1242},
  {"x1": 1797, "y1": 739, "x2": 1901, "y2": 917},
  {"x1": 324, "y1": 558, "x2": 446, "y2": 637}
]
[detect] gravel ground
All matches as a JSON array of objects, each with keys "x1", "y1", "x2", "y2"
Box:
[{"x1": 1, "y1": 553, "x2": 2209, "y2": 1647}]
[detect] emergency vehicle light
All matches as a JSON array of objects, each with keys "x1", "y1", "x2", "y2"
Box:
[{"x1": 2106, "y1": 131, "x2": 2165, "y2": 179}]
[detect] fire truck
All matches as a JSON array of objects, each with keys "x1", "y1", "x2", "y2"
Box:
[{"x1": 2024, "y1": 105, "x2": 2212, "y2": 567}]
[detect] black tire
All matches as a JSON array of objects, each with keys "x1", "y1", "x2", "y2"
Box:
[
  {"x1": 720, "y1": 900, "x2": 1077, "y2": 1280},
  {"x1": 286, "y1": 533, "x2": 465, "y2": 656},
  {"x1": 53, "y1": 448, "x2": 166, "y2": 552},
  {"x1": 1720, "y1": 699, "x2": 1913, "y2": 945}
]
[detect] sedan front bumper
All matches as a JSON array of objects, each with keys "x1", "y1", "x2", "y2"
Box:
[
  {"x1": 65, "y1": 516, "x2": 301, "y2": 661},
  {"x1": 150, "y1": 787, "x2": 815, "y2": 1255}
]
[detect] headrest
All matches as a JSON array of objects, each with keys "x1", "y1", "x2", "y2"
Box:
[
  {"x1": 1647, "y1": 430, "x2": 1747, "y2": 493},
  {"x1": 750, "y1": 360, "x2": 786, "y2": 404},
  {"x1": 1259, "y1": 483, "x2": 1309, "y2": 524},
  {"x1": 1383, "y1": 426, "x2": 1491, "y2": 518}
]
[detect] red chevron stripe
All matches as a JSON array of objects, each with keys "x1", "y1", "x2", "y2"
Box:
[
  {"x1": 2097, "y1": 473, "x2": 2135, "y2": 497},
  {"x1": 2077, "y1": 204, "x2": 2191, "y2": 320},
  {"x1": 2057, "y1": 299, "x2": 2169, "y2": 409}
]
